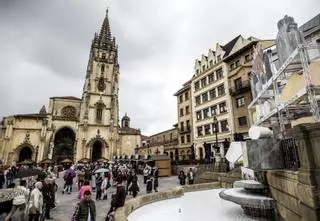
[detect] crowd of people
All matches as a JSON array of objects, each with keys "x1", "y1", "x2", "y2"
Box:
[{"x1": 0, "y1": 160, "x2": 163, "y2": 221}]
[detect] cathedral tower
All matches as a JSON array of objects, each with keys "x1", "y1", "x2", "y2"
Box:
[{"x1": 77, "y1": 9, "x2": 120, "y2": 161}]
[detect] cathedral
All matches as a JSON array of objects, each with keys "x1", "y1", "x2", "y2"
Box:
[{"x1": 0, "y1": 10, "x2": 142, "y2": 165}]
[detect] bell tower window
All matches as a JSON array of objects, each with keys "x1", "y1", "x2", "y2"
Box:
[
  {"x1": 101, "y1": 64, "x2": 105, "y2": 72},
  {"x1": 102, "y1": 53, "x2": 106, "y2": 59},
  {"x1": 96, "y1": 106, "x2": 103, "y2": 122}
]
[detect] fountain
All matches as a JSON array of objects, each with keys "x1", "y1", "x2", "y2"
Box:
[{"x1": 219, "y1": 126, "x2": 277, "y2": 219}]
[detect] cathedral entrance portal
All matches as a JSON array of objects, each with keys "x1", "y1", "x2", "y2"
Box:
[
  {"x1": 18, "y1": 146, "x2": 32, "y2": 162},
  {"x1": 53, "y1": 127, "x2": 75, "y2": 163},
  {"x1": 91, "y1": 141, "x2": 102, "y2": 162}
]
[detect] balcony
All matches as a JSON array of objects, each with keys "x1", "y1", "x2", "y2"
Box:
[
  {"x1": 179, "y1": 126, "x2": 191, "y2": 134},
  {"x1": 229, "y1": 80, "x2": 251, "y2": 96}
]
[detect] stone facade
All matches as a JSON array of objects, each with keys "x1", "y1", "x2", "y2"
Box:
[
  {"x1": 0, "y1": 10, "x2": 141, "y2": 165},
  {"x1": 266, "y1": 123, "x2": 320, "y2": 221}
]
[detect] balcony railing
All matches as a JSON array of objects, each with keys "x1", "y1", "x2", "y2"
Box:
[
  {"x1": 179, "y1": 126, "x2": 191, "y2": 134},
  {"x1": 229, "y1": 80, "x2": 251, "y2": 96}
]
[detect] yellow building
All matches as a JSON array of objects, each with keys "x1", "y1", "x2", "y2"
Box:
[
  {"x1": 0, "y1": 10, "x2": 141, "y2": 165},
  {"x1": 174, "y1": 80, "x2": 194, "y2": 160}
]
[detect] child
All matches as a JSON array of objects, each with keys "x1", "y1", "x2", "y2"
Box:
[{"x1": 146, "y1": 175, "x2": 153, "y2": 194}]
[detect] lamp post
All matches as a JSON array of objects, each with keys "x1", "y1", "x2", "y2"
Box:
[
  {"x1": 35, "y1": 145, "x2": 39, "y2": 163},
  {"x1": 213, "y1": 116, "x2": 218, "y2": 152}
]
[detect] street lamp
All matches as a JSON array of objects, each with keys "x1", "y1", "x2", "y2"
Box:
[
  {"x1": 35, "y1": 146, "x2": 39, "y2": 163},
  {"x1": 213, "y1": 116, "x2": 218, "y2": 152}
]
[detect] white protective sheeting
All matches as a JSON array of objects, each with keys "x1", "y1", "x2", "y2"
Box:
[
  {"x1": 128, "y1": 189, "x2": 261, "y2": 221},
  {"x1": 225, "y1": 142, "x2": 243, "y2": 163},
  {"x1": 248, "y1": 126, "x2": 273, "y2": 140}
]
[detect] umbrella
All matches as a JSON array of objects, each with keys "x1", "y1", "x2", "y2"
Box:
[
  {"x1": 14, "y1": 168, "x2": 44, "y2": 179},
  {"x1": 97, "y1": 158, "x2": 108, "y2": 163},
  {"x1": 78, "y1": 158, "x2": 90, "y2": 163},
  {"x1": 0, "y1": 188, "x2": 27, "y2": 203},
  {"x1": 17, "y1": 159, "x2": 34, "y2": 165},
  {"x1": 60, "y1": 159, "x2": 73, "y2": 163},
  {"x1": 39, "y1": 158, "x2": 54, "y2": 164},
  {"x1": 95, "y1": 168, "x2": 110, "y2": 173}
]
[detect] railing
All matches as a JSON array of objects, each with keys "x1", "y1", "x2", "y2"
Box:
[
  {"x1": 229, "y1": 80, "x2": 251, "y2": 95},
  {"x1": 280, "y1": 138, "x2": 300, "y2": 169}
]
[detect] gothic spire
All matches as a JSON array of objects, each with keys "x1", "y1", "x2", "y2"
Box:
[{"x1": 99, "y1": 8, "x2": 112, "y2": 47}]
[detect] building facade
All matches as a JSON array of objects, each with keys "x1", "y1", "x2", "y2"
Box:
[
  {"x1": 224, "y1": 39, "x2": 275, "y2": 139},
  {"x1": 138, "y1": 127, "x2": 178, "y2": 161},
  {"x1": 0, "y1": 10, "x2": 141, "y2": 165},
  {"x1": 174, "y1": 80, "x2": 194, "y2": 160}
]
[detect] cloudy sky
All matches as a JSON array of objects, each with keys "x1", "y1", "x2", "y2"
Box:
[{"x1": 0, "y1": 0, "x2": 319, "y2": 136}]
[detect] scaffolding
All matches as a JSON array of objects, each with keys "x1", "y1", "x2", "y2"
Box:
[{"x1": 248, "y1": 43, "x2": 320, "y2": 136}]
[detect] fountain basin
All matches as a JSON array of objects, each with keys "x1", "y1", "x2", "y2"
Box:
[
  {"x1": 233, "y1": 180, "x2": 266, "y2": 189},
  {"x1": 219, "y1": 188, "x2": 274, "y2": 209}
]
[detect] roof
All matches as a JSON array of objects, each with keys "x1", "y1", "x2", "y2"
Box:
[
  {"x1": 173, "y1": 83, "x2": 191, "y2": 96},
  {"x1": 222, "y1": 35, "x2": 242, "y2": 58},
  {"x1": 119, "y1": 127, "x2": 141, "y2": 135},
  {"x1": 141, "y1": 135, "x2": 149, "y2": 140},
  {"x1": 149, "y1": 155, "x2": 171, "y2": 161},
  {"x1": 50, "y1": 96, "x2": 81, "y2": 101},
  {"x1": 299, "y1": 13, "x2": 320, "y2": 38},
  {"x1": 14, "y1": 113, "x2": 47, "y2": 119}
]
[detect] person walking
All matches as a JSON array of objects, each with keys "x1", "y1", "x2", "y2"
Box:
[
  {"x1": 27, "y1": 181, "x2": 43, "y2": 221},
  {"x1": 143, "y1": 164, "x2": 151, "y2": 184},
  {"x1": 79, "y1": 180, "x2": 92, "y2": 200},
  {"x1": 128, "y1": 171, "x2": 139, "y2": 198},
  {"x1": 187, "y1": 168, "x2": 195, "y2": 185},
  {"x1": 152, "y1": 166, "x2": 159, "y2": 192},
  {"x1": 178, "y1": 170, "x2": 187, "y2": 186},
  {"x1": 71, "y1": 190, "x2": 96, "y2": 221},
  {"x1": 101, "y1": 175, "x2": 110, "y2": 200},
  {"x1": 95, "y1": 175, "x2": 103, "y2": 201},
  {"x1": 105, "y1": 179, "x2": 126, "y2": 221},
  {"x1": 126, "y1": 171, "x2": 133, "y2": 195},
  {"x1": 42, "y1": 178, "x2": 54, "y2": 220},
  {"x1": 4, "y1": 180, "x2": 29, "y2": 221}
]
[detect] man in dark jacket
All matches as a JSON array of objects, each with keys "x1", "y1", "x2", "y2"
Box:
[
  {"x1": 105, "y1": 179, "x2": 126, "y2": 221},
  {"x1": 72, "y1": 190, "x2": 96, "y2": 221}
]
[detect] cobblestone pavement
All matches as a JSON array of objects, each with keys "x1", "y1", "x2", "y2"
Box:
[{"x1": 51, "y1": 174, "x2": 179, "y2": 221}]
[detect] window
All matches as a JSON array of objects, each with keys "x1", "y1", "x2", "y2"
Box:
[
  {"x1": 170, "y1": 133, "x2": 173, "y2": 140},
  {"x1": 230, "y1": 63, "x2": 235, "y2": 70},
  {"x1": 197, "y1": 126, "x2": 203, "y2": 137},
  {"x1": 181, "y1": 135, "x2": 185, "y2": 144},
  {"x1": 196, "y1": 111, "x2": 202, "y2": 120},
  {"x1": 185, "y1": 106, "x2": 190, "y2": 114},
  {"x1": 202, "y1": 92, "x2": 208, "y2": 102},
  {"x1": 234, "y1": 78, "x2": 242, "y2": 90},
  {"x1": 185, "y1": 92, "x2": 189, "y2": 100},
  {"x1": 245, "y1": 54, "x2": 252, "y2": 62},
  {"x1": 102, "y1": 53, "x2": 106, "y2": 59},
  {"x1": 96, "y1": 106, "x2": 103, "y2": 122},
  {"x1": 216, "y1": 68, "x2": 223, "y2": 79},
  {"x1": 209, "y1": 89, "x2": 216, "y2": 99},
  {"x1": 219, "y1": 102, "x2": 227, "y2": 113},
  {"x1": 217, "y1": 55, "x2": 221, "y2": 62},
  {"x1": 236, "y1": 97, "x2": 245, "y2": 107},
  {"x1": 202, "y1": 65, "x2": 206, "y2": 72},
  {"x1": 201, "y1": 77, "x2": 207, "y2": 87},
  {"x1": 238, "y1": 116, "x2": 247, "y2": 126},
  {"x1": 180, "y1": 108, "x2": 184, "y2": 116},
  {"x1": 209, "y1": 60, "x2": 213, "y2": 67},
  {"x1": 179, "y1": 95, "x2": 183, "y2": 103},
  {"x1": 217, "y1": 84, "x2": 225, "y2": 96},
  {"x1": 186, "y1": 120, "x2": 190, "y2": 129},
  {"x1": 212, "y1": 123, "x2": 219, "y2": 132},
  {"x1": 210, "y1": 105, "x2": 217, "y2": 116},
  {"x1": 235, "y1": 60, "x2": 240, "y2": 67},
  {"x1": 180, "y1": 122, "x2": 184, "y2": 131},
  {"x1": 203, "y1": 108, "x2": 209, "y2": 119},
  {"x1": 196, "y1": 69, "x2": 199, "y2": 75},
  {"x1": 220, "y1": 120, "x2": 228, "y2": 131},
  {"x1": 195, "y1": 96, "x2": 201, "y2": 105},
  {"x1": 101, "y1": 64, "x2": 105, "y2": 72},
  {"x1": 208, "y1": 73, "x2": 214, "y2": 83},
  {"x1": 186, "y1": 134, "x2": 191, "y2": 143},
  {"x1": 194, "y1": 81, "x2": 200, "y2": 90},
  {"x1": 204, "y1": 124, "x2": 211, "y2": 135}
]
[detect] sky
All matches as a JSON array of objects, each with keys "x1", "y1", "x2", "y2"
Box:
[{"x1": 0, "y1": 0, "x2": 319, "y2": 136}]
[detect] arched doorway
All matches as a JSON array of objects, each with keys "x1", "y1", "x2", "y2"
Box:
[
  {"x1": 53, "y1": 127, "x2": 75, "y2": 163},
  {"x1": 91, "y1": 141, "x2": 102, "y2": 162},
  {"x1": 18, "y1": 146, "x2": 32, "y2": 162}
]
